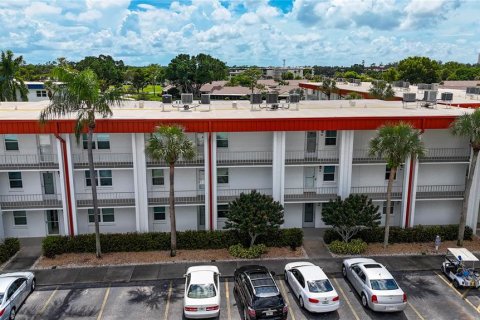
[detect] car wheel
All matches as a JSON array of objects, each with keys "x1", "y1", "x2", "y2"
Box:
[
  {"x1": 453, "y1": 280, "x2": 460, "y2": 289},
  {"x1": 299, "y1": 296, "x2": 304, "y2": 309},
  {"x1": 342, "y1": 265, "x2": 347, "y2": 278},
  {"x1": 31, "y1": 278, "x2": 36, "y2": 292},
  {"x1": 9, "y1": 308, "x2": 15, "y2": 320},
  {"x1": 284, "y1": 271, "x2": 288, "y2": 284},
  {"x1": 361, "y1": 294, "x2": 369, "y2": 309}
]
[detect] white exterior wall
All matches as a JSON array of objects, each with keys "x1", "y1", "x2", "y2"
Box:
[
  {"x1": 218, "y1": 167, "x2": 272, "y2": 190},
  {"x1": 351, "y1": 165, "x2": 405, "y2": 188},
  {"x1": 422, "y1": 129, "x2": 469, "y2": 148},
  {"x1": 77, "y1": 208, "x2": 136, "y2": 234},
  {"x1": 148, "y1": 206, "x2": 198, "y2": 232},
  {"x1": 72, "y1": 169, "x2": 134, "y2": 194},
  {"x1": 225, "y1": 132, "x2": 272, "y2": 151},
  {"x1": 414, "y1": 201, "x2": 462, "y2": 225},
  {"x1": 146, "y1": 168, "x2": 199, "y2": 191},
  {"x1": 417, "y1": 164, "x2": 467, "y2": 186},
  {"x1": 2, "y1": 210, "x2": 65, "y2": 237},
  {"x1": 69, "y1": 133, "x2": 132, "y2": 154}
]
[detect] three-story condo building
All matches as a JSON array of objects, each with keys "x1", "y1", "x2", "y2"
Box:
[{"x1": 0, "y1": 99, "x2": 478, "y2": 239}]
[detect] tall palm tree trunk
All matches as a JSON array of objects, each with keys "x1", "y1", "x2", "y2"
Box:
[
  {"x1": 384, "y1": 167, "x2": 396, "y2": 249},
  {"x1": 169, "y1": 163, "x2": 177, "y2": 257},
  {"x1": 87, "y1": 126, "x2": 102, "y2": 258},
  {"x1": 458, "y1": 149, "x2": 479, "y2": 246}
]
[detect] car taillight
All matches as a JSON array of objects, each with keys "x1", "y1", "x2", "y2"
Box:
[
  {"x1": 247, "y1": 306, "x2": 256, "y2": 317},
  {"x1": 403, "y1": 293, "x2": 407, "y2": 302},
  {"x1": 371, "y1": 295, "x2": 378, "y2": 303},
  {"x1": 282, "y1": 305, "x2": 288, "y2": 313},
  {"x1": 184, "y1": 306, "x2": 198, "y2": 312},
  {"x1": 0, "y1": 308, "x2": 4, "y2": 316},
  {"x1": 332, "y1": 296, "x2": 340, "y2": 302},
  {"x1": 206, "y1": 305, "x2": 219, "y2": 311},
  {"x1": 308, "y1": 297, "x2": 319, "y2": 303}
]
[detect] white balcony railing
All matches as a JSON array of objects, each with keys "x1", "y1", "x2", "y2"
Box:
[
  {"x1": 76, "y1": 192, "x2": 136, "y2": 207},
  {"x1": 350, "y1": 186, "x2": 403, "y2": 200},
  {"x1": 148, "y1": 190, "x2": 205, "y2": 205},
  {"x1": 352, "y1": 149, "x2": 384, "y2": 163},
  {"x1": 217, "y1": 151, "x2": 273, "y2": 166},
  {"x1": 285, "y1": 150, "x2": 339, "y2": 164},
  {"x1": 217, "y1": 188, "x2": 272, "y2": 203},
  {"x1": 72, "y1": 153, "x2": 133, "y2": 168},
  {"x1": 0, "y1": 154, "x2": 58, "y2": 169},
  {"x1": 0, "y1": 194, "x2": 62, "y2": 210},
  {"x1": 420, "y1": 148, "x2": 470, "y2": 162},
  {"x1": 416, "y1": 185, "x2": 465, "y2": 199},
  {"x1": 146, "y1": 154, "x2": 204, "y2": 167},
  {"x1": 284, "y1": 187, "x2": 337, "y2": 202}
]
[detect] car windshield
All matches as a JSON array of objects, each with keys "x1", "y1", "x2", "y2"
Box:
[
  {"x1": 187, "y1": 284, "x2": 216, "y2": 299},
  {"x1": 307, "y1": 280, "x2": 334, "y2": 293},
  {"x1": 0, "y1": 293, "x2": 3, "y2": 301},
  {"x1": 370, "y1": 279, "x2": 399, "y2": 290},
  {"x1": 254, "y1": 294, "x2": 284, "y2": 309}
]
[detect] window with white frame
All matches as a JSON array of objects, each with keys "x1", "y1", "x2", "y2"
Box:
[
  {"x1": 85, "y1": 170, "x2": 112, "y2": 186},
  {"x1": 4, "y1": 134, "x2": 19, "y2": 151},
  {"x1": 8, "y1": 172, "x2": 23, "y2": 188},
  {"x1": 217, "y1": 168, "x2": 229, "y2": 184},
  {"x1": 325, "y1": 131, "x2": 337, "y2": 146},
  {"x1": 323, "y1": 166, "x2": 335, "y2": 182},
  {"x1": 36, "y1": 90, "x2": 47, "y2": 97},
  {"x1": 13, "y1": 211, "x2": 27, "y2": 226},
  {"x1": 88, "y1": 208, "x2": 115, "y2": 223},
  {"x1": 217, "y1": 205, "x2": 229, "y2": 219},
  {"x1": 216, "y1": 133, "x2": 228, "y2": 148},
  {"x1": 382, "y1": 202, "x2": 394, "y2": 215},
  {"x1": 153, "y1": 207, "x2": 166, "y2": 221},
  {"x1": 82, "y1": 134, "x2": 110, "y2": 150},
  {"x1": 385, "y1": 166, "x2": 396, "y2": 180},
  {"x1": 152, "y1": 169, "x2": 164, "y2": 186}
]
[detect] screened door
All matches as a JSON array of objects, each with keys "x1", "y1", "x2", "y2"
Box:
[
  {"x1": 304, "y1": 167, "x2": 316, "y2": 190},
  {"x1": 38, "y1": 135, "x2": 52, "y2": 162},
  {"x1": 197, "y1": 206, "x2": 206, "y2": 230},
  {"x1": 42, "y1": 172, "x2": 55, "y2": 195},
  {"x1": 305, "y1": 132, "x2": 317, "y2": 155},
  {"x1": 303, "y1": 203, "x2": 315, "y2": 228},
  {"x1": 46, "y1": 210, "x2": 60, "y2": 235}
]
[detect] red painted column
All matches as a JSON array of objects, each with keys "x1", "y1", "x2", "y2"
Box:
[{"x1": 55, "y1": 133, "x2": 75, "y2": 236}]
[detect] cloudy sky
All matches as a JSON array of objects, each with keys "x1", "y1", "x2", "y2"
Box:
[{"x1": 0, "y1": 0, "x2": 479, "y2": 66}]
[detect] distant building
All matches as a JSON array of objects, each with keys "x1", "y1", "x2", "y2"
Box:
[
  {"x1": 477, "y1": 53, "x2": 480, "y2": 65},
  {"x1": 228, "y1": 67, "x2": 307, "y2": 80},
  {"x1": 15, "y1": 82, "x2": 49, "y2": 102}
]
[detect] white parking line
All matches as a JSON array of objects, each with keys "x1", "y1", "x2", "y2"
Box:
[
  {"x1": 435, "y1": 271, "x2": 480, "y2": 315},
  {"x1": 278, "y1": 280, "x2": 296, "y2": 320},
  {"x1": 225, "y1": 281, "x2": 232, "y2": 320},
  {"x1": 96, "y1": 286, "x2": 110, "y2": 320},
  {"x1": 331, "y1": 278, "x2": 360, "y2": 320},
  {"x1": 407, "y1": 302, "x2": 425, "y2": 320},
  {"x1": 37, "y1": 287, "x2": 58, "y2": 316},
  {"x1": 163, "y1": 281, "x2": 173, "y2": 320}
]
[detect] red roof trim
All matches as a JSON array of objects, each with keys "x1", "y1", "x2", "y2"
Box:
[{"x1": 0, "y1": 116, "x2": 457, "y2": 134}]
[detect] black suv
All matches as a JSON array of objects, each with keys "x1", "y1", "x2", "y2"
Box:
[{"x1": 233, "y1": 265, "x2": 288, "y2": 320}]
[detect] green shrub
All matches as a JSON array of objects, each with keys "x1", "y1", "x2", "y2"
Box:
[
  {"x1": 323, "y1": 225, "x2": 473, "y2": 244},
  {"x1": 228, "y1": 244, "x2": 267, "y2": 259},
  {"x1": 0, "y1": 238, "x2": 20, "y2": 263},
  {"x1": 329, "y1": 239, "x2": 367, "y2": 255},
  {"x1": 42, "y1": 228, "x2": 303, "y2": 258}
]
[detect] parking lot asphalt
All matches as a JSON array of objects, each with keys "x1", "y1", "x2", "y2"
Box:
[{"x1": 15, "y1": 270, "x2": 480, "y2": 320}]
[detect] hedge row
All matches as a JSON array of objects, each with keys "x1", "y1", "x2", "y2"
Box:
[
  {"x1": 329, "y1": 239, "x2": 368, "y2": 255},
  {"x1": 0, "y1": 238, "x2": 20, "y2": 263},
  {"x1": 43, "y1": 229, "x2": 303, "y2": 258},
  {"x1": 323, "y1": 225, "x2": 473, "y2": 244}
]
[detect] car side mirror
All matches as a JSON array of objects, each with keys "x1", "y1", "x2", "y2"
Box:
[
  {"x1": 183, "y1": 274, "x2": 187, "y2": 278},
  {"x1": 271, "y1": 271, "x2": 276, "y2": 276}
]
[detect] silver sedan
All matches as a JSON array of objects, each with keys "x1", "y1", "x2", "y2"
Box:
[{"x1": 0, "y1": 272, "x2": 36, "y2": 320}]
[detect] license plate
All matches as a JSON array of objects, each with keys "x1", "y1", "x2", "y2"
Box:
[
  {"x1": 265, "y1": 311, "x2": 273, "y2": 316},
  {"x1": 386, "y1": 307, "x2": 397, "y2": 311},
  {"x1": 198, "y1": 307, "x2": 205, "y2": 311},
  {"x1": 322, "y1": 301, "x2": 329, "y2": 304}
]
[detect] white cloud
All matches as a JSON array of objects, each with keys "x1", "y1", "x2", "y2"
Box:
[{"x1": 24, "y1": 2, "x2": 62, "y2": 18}]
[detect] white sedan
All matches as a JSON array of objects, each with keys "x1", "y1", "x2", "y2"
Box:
[
  {"x1": 284, "y1": 262, "x2": 339, "y2": 313},
  {"x1": 183, "y1": 265, "x2": 220, "y2": 319}
]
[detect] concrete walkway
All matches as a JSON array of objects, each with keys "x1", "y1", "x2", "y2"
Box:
[
  {"x1": 302, "y1": 228, "x2": 332, "y2": 258},
  {"x1": 2, "y1": 237, "x2": 42, "y2": 271},
  {"x1": 31, "y1": 254, "x2": 446, "y2": 287}
]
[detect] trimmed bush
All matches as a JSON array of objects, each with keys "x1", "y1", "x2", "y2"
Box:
[
  {"x1": 0, "y1": 238, "x2": 20, "y2": 263},
  {"x1": 329, "y1": 239, "x2": 367, "y2": 255},
  {"x1": 42, "y1": 228, "x2": 303, "y2": 258},
  {"x1": 228, "y1": 244, "x2": 267, "y2": 259},
  {"x1": 324, "y1": 225, "x2": 473, "y2": 245}
]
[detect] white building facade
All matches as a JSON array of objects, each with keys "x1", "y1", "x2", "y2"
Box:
[{"x1": 1, "y1": 100, "x2": 479, "y2": 239}]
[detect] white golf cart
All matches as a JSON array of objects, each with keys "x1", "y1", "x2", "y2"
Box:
[{"x1": 441, "y1": 248, "x2": 480, "y2": 288}]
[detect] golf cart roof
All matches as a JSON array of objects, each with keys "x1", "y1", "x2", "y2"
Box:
[{"x1": 447, "y1": 248, "x2": 479, "y2": 262}]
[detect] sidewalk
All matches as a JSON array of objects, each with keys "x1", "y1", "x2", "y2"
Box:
[
  {"x1": 2, "y1": 237, "x2": 42, "y2": 272},
  {"x1": 32, "y1": 254, "x2": 445, "y2": 287}
]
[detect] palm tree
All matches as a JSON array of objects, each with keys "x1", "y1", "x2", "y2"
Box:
[
  {"x1": 451, "y1": 109, "x2": 480, "y2": 246},
  {"x1": 145, "y1": 125, "x2": 195, "y2": 257},
  {"x1": 369, "y1": 80, "x2": 395, "y2": 100},
  {"x1": 0, "y1": 50, "x2": 28, "y2": 101},
  {"x1": 369, "y1": 122, "x2": 425, "y2": 248},
  {"x1": 39, "y1": 67, "x2": 122, "y2": 258},
  {"x1": 320, "y1": 78, "x2": 337, "y2": 100}
]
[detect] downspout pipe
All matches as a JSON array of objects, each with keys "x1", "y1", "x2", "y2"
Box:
[
  {"x1": 54, "y1": 133, "x2": 75, "y2": 236},
  {"x1": 405, "y1": 127, "x2": 425, "y2": 228}
]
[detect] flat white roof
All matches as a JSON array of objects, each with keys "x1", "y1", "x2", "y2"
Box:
[
  {"x1": 0, "y1": 99, "x2": 472, "y2": 121},
  {"x1": 447, "y1": 248, "x2": 479, "y2": 262}
]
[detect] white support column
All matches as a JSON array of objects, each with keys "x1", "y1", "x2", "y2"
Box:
[
  {"x1": 467, "y1": 157, "x2": 480, "y2": 232},
  {"x1": 407, "y1": 158, "x2": 419, "y2": 227},
  {"x1": 56, "y1": 135, "x2": 70, "y2": 236},
  {"x1": 210, "y1": 133, "x2": 218, "y2": 230},
  {"x1": 132, "y1": 133, "x2": 149, "y2": 232},
  {"x1": 65, "y1": 135, "x2": 78, "y2": 235},
  {"x1": 203, "y1": 132, "x2": 211, "y2": 231},
  {"x1": 272, "y1": 132, "x2": 286, "y2": 205},
  {"x1": 338, "y1": 130, "x2": 354, "y2": 199}
]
